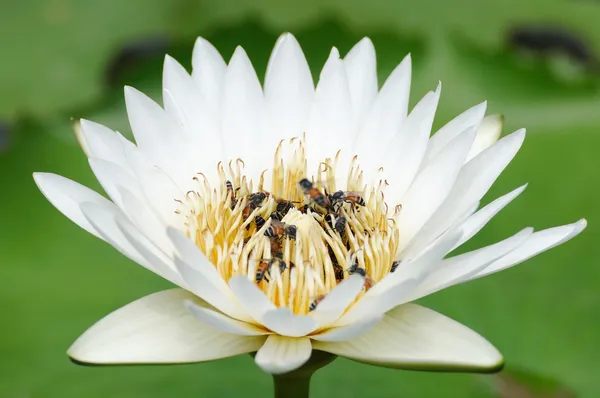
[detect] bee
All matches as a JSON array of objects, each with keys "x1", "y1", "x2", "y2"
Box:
[
  {"x1": 334, "y1": 216, "x2": 347, "y2": 235},
  {"x1": 390, "y1": 260, "x2": 400, "y2": 273},
  {"x1": 255, "y1": 215, "x2": 267, "y2": 230},
  {"x1": 298, "y1": 178, "x2": 329, "y2": 208},
  {"x1": 299, "y1": 204, "x2": 310, "y2": 214},
  {"x1": 332, "y1": 264, "x2": 345, "y2": 283},
  {"x1": 330, "y1": 190, "x2": 366, "y2": 209},
  {"x1": 347, "y1": 260, "x2": 374, "y2": 291},
  {"x1": 309, "y1": 294, "x2": 326, "y2": 312},
  {"x1": 226, "y1": 180, "x2": 237, "y2": 209},
  {"x1": 269, "y1": 237, "x2": 284, "y2": 259},
  {"x1": 242, "y1": 192, "x2": 268, "y2": 220},
  {"x1": 271, "y1": 199, "x2": 297, "y2": 221},
  {"x1": 265, "y1": 219, "x2": 297, "y2": 240},
  {"x1": 255, "y1": 258, "x2": 288, "y2": 283}
]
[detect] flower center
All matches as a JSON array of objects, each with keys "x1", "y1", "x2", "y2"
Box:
[{"x1": 176, "y1": 137, "x2": 400, "y2": 314}]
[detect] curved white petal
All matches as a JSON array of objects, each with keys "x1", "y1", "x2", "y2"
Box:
[
  {"x1": 254, "y1": 335, "x2": 312, "y2": 375},
  {"x1": 311, "y1": 274, "x2": 365, "y2": 326},
  {"x1": 228, "y1": 276, "x2": 277, "y2": 323},
  {"x1": 264, "y1": 33, "x2": 314, "y2": 149},
  {"x1": 353, "y1": 54, "x2": 411, "y2": 176},
  {"x1": 306, "y1": 47, "x2": 353, "y2": 181},
  {"x1": 79, "y1": 119, "x2": 134, "y2": 173},
  {"x1": 221, "y1": 46, "x2": 265, "y2": 175},
  {"x1": 314, "y1": 304, "x2": 503, "y2": 372},
  {"x1": 185, "y1": 300, "x2": 267, "y2": 336},
  {"x1": 262, "y1": 308, "x2": 318, "y2": 337},
  {"x1": 396, "y1": 127, "x2": 476, "y2": 249},
  {"x1": 88, "y1": 158, "x2": 142, "y2": 211},
  {"x1": 412, "y1": 227, "x2": 534, "y2": 300},
  {"x1": 383, "y1": 83, "x2": 441, "y2": 201},
  {"x1": 471, "y1": 219, "x2": 587, "y2": 280},
  {"x1": 68, "y1": 289, "x2": 265, "y2": 365},
  {"x1": 467, "y1": 114, "x2": 503, "y2": 162},
  {"x1": 423, "y1": 101, "x2": 487, "y2": 166},
  {"x1": 454, "y1": 184, "x2": 527, "y2": 249},
  {"x1": 344, "y1": 37, "x2": 378, "y2": 127},
  {"x1": 403, "y1": 129, "x2": 526, "y2": 258},
  {"x1": 311, "y1": 314, "x2": 383, "y2": 342},
  {"x1": 33, "y1": 173, "x2": 112, "y2": 240},
  {"x1": 191, "y1": 37, "x2": 226, "y2": 113}
]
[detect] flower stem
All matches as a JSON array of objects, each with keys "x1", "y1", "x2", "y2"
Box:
[{"x1": 271, "y1": 351, "x2": 337, "y2": 398}]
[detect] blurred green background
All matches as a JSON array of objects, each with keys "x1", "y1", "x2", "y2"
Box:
[{"x1": 1, "y1": 0, "x2": 599, "y2": 397}]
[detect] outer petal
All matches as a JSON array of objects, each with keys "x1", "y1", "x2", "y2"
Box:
[
  {"x1": 311, "y1": 315, "x2": 383, "y2": 342},
  {"x1": 471, "y1": 219, "x2": 587, "y2": 280},
  {"x1": 185, "y1": 300, "x2": 268, "y2": 336},
  {"x1": 343, "y1": 37, "x2": 378, "y2": 127},
  {"x1": 79, "y1": 119, "x2": 135, "y2": 173},
  {"x1": 191, "y1": 37, "x2": 226, "y2": 114},
  {"x1": 311, "y1": 274, "x2": 365, "y2": 326},
  {"x1": 314, "y1": 304, "x2": 503, "y2": 372},
  {"x1": 68, "y1": 289, "x2": 266, "y2": 365},
  {"x1": 33, "y1": 172, "x2": 112, "y2": 240},
  {"x1": 466, "y1": 114, "x2": 503, "y2": 162},
  {"x1": 254, "y1": 335, "x2": 312, "y2": 374}
]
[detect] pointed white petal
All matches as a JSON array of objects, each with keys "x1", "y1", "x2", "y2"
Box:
[
  {"x1": 124, "y1": 86, "x2": 192, "y2": 185},
  {"x1": 466, "y1": 114, "x2": 503, "y2": 162},
  {"x1": 396, "y1": 127, "x2": 476, "y2": 249},
  {"x1": 68, "y1": 289, "x2": 265, "y2": 365},
  {"x1": 471, "y1": 219, "x2": 587, "y2": 280},
  {"x1": 185, "y1": 300, "x2": 267, "y2": 336},
  {"x1": 423, "y1": 101, "x2": 487, "y2": 166},
  {"x1": 191, "y1": 37, "x2": 226, "y2": 113},
  {"x1": 353, "y1": 54, "x2": 411, "y2": 176},
  {"x1": 262, "y1": 308, "x2": 318, "y2": 337},
  {"x1": 413, "y1": 227, "x2": 533, "y2": 299},
  {"x1": 454, "y1": 184, "x2": 527, "y2": 249},
  {"x1": 88, "y1": 158, "x2": 142, "y2": 210},
  {"x1": 383, "y1": 84, "x2": 441, "y2": 200},
  {"x1": 80, "y1": 202, "x2": 182, "y2": 285},
  {"x1": 264, "y1": 33, "x2": 314, "y2": 149},
  {"x1": 73, "y1": 119, "x2": 90, "y2": 157},
  {"x1": 228, "y1": 276, "x2": 277, "y2": 323},
  {"x1": 315, "y1": 304, "x2": 503, "y2": 372},
  {"x1": 254, "y1": 335, "x2": 312, "y2": 375},
  {"x1": 306, "y1": 47, "x2": 353, "y2": 181},
  {"x1": 403, "y1": 129, "x2": 526, "y2": 258},
  {"x1": 33, "y1": 173, "x2": 112, "y2": 240},
  {"x1": 344, "y1": 37, "x2": 378, "y2": 127},
  {"x1": 311, "y1": 315, "x2": 383, "y2": 342},
  {"x1": 311, "y1": 274, "x2": 365, "y2": 326},
  {"x1": 79, "y1": 119, "x2": 134, "y2": 173},
  {"x1": 221, "y1": 46, "x2": 265, "y2": 174}
]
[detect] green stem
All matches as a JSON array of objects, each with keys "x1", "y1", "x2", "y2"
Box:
[{"x1": 271, "y1": 351, "x2": 337, "y2": 398}]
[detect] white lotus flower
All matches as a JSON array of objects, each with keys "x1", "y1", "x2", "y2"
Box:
[{"x1": 34, "y1": 33, "x2": 585, "y2": 376}]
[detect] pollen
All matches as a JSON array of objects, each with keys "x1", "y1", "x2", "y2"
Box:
[{"x1": 175, "y1": 137, "x2": 400, "y2": 315}]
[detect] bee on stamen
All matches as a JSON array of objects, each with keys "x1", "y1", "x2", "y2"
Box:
[
  {"x1": 298, "y1": 178, "x2": 329, "y2": 209},
  {"x1": 242, "y1": 191, "x2": 268, "y2": 220},
  {"x1": 265, "y1": 219, "x2": 297, "y2": 240},
  {"x1": 330, "y1": 190, "x2": 366, "y2": 209},
  {"x1": 255, "y1": 258, "x2": 288, "y2": 283},
  {"x1": 255, "y1": 215, "x2": 267, "y2": 230},
  {"x1": 334, "y1": 216, "x2": 347, "y2": 235},
  {"x1": 309, "y1": 294, "x2": 326, "y2": 312},
  {"x1": 271, "y1": 198, "x2": 297, "y2": 221}
]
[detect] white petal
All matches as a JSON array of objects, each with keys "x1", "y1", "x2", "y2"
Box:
[
  {"x1": 80, "y1": 202, "x2": 182, "y2": 285},
  {"x1": 254, "y1": 335, "x2": 312, "y2": 374},
  {"x1": 228, "y1": 276, "x2": 277, "y2": 323},
  {"x1": 404, "y1": 129, "x2": 526, "y2": 258},
  {"x1": 124, "y1": 86, "x2": 192, "y2": 186},
  {"x1": 344, "y1": 37, "x2": 378, "y2": 127},
  {"x1": 353, "y1": 54, "x2": 411, "y2": 176},
  {"x1": 262, "y1": 308, "x2": 318, "y2": 337},
  {"x1": 68, "y1": 288, "x2": 265, "y2": 364},
  {"x1": 423, "y1": 101, "x2": 487, "y2": 166},
  {"x1": 264, "y1": 33, "x2": 314, "y2": 148},
  {"x1": 382, "y1": 83, "x2": 441, "y2": 200},
  {"x1": 167, "y1": 228, "x2": 249, "y2": 321},
  {"x1": 396, "y1": 127, "x2": 476, "y2": 249},
  {"x1": 88, "y1": 158, "x2": 142, "y2": 210},
  {"x1": 311, "y1": 274, "x2": 365, "y2": 326},
  {"x1": 454, "y1": 184, "x2": 527, "y2": 249},
  {"x1": 471, "y1": 219, "x2": 587, "y2": 280},
  {"x1": 185, "y1": 300, "x2": 267, "y2": 336},
  {"x1": 466, "y1": 114, "x2": 503, "y2": 162},
  {"x1": 33, "y1": 173, "x2": 112, "y2": 240},
  {"x1": 191, "y1": 37, "x2": 226, "y2": 113},
  {"x1": 73, "y1": 119, "x2": 90, "y2": 157},
  {"x1": 314, "y1": 304, "x2": 503, "y2": 372},
  {"x1": 311, "y1": 315, "x2": 383, "y2": 342},
  {"x1": 306, "y1": 47, "x2": 353, "y2": 181},
  {"x1": 413, "y1": 227, "x2": 534, "y2": 299},
  {"x1": 221, "y1": 46, "x2": 265, "y2": 175},
  {"x1": 79, "y1": 119, "x2": 134, "y2": 173}
]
